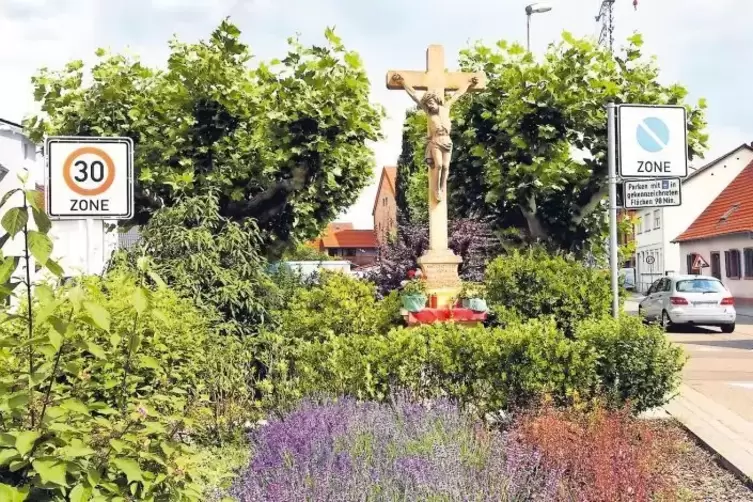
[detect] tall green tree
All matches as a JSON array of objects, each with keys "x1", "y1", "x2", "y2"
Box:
[
  {"x1": 398, "y1": 33, "x2": 708, "y2": 253},
  {"x1": 25, "y1": 20, "x2": 383, "y2": 257}
]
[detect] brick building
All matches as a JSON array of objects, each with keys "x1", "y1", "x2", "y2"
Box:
[
  {"x1": 309, "y1": 222, "x2": 379, "y2": 268},
  {"x1": 372, "y1": 166, "x2": 397, "y2": 246}
]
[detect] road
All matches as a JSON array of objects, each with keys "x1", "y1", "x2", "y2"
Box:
[{"x1": 626, "y1": 297, "x2": 753, "y2": 421}]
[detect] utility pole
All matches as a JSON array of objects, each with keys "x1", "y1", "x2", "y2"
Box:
[
  {"x1": 595, "y1": 0, "x2": 639, "y2": 53},
  {"x1": 595, "y1": 0, "x2": 616, "y2": 53}
]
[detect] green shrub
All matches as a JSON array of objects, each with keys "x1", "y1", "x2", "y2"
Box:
[
  {"x1": 297, "y1": 319, "x2": 599, "y2": 414},
  {"x1": 485, "y1": 248, "x2": 615, "y2": 336},
  {"x1": 132, "y1": 193, "x2": 276, "y2": 337},
  {"x1": 574, "y1": 316, "x2": 686, "y2": 412},
  {"x1": 0, "y1": 273, "x2": 208, "y2": 500},
  {"x1": 275, "y1": 270, "x2": 399, "y2": 341},
  {"x1": 0, "y1": 182, "x2": 228, "y2": 499}
]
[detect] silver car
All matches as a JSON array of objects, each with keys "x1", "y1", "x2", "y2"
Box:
[{"x1": 638, "y1": 275, "x2": 737, "y2": 333}]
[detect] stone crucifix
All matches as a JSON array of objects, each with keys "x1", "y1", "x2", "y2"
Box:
[{"x1": 387, "y1": 45, "x2": 486, "y2": 307}]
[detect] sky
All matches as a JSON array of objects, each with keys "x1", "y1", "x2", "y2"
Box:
[{"x1": 2, "y1": 0, "x2": 752, "y2": 228}]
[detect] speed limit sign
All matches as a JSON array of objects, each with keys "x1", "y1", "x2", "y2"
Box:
[{"x1": 46, "y1": 137, "x2": 134, "y2": 219}]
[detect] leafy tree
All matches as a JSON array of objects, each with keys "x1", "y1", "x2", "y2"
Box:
[
  {"x1": 25, "y1": 20, "x2": 383, "y2": 257},
  {"x1": 126, "y1": 193, "x2": 276, "y2": 336},
  {"x1": 397, "y1": 33, "x2": 708, "y2": 253}
]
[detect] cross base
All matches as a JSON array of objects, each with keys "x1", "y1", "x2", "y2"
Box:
[{"x1": 418, "y1": 249, "x2": 462, "y2": 309}]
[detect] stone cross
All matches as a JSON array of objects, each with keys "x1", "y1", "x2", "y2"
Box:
[{"x1": 387, "y1": 45, "x2": 486, "y2": 306}]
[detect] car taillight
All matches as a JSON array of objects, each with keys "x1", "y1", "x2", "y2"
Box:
[
  {"x1": 721, "y1": 297, "x2": 735, "y2": 306},
  {"x1": 670, "y1": 297, "x2": 688, "y2": 305}
]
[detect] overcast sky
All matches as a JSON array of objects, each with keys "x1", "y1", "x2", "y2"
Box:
[{"x1": 2, "y1": 0, "x2": 751, "y2": 228}]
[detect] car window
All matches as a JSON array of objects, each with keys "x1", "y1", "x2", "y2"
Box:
[
  {"x1": 662, "y1": 279, "x2": 672, "y2": 292},
  {"x1": 647, "y1": 279, "x2": 662, "y2": 295},
  {"x1": 675, "y1": 278, "x2": 726, "y2": 293}
]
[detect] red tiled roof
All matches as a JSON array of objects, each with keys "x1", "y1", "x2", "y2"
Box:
[
  {"x1": 322, "y1": 229, "x2": 377, "y2": 249},
  {"x1": 372, "y1": 166, "x2": 397, "y2": 215},
  {"x1": 674, "y1": 159, "x2": 753, "y2": 243}
]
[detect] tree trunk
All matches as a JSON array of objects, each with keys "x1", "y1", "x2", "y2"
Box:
[{"x1": 519, "y1": 195, "x2": 548, "y2": 241}]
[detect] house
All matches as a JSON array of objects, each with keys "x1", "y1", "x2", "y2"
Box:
[
  {"x1": 310, "y1": 222, "x2": 378, "y2": 268},
  {"x1": 674, "y1": 158, "x2": 753, "y2": 306},
  {"x1": 632, "y1": 143, "x2": 753, "y2": 292},
  {"x1": 372, "y1": 166, "x2": 397, "y2": 246},
  {"x1": 0, "y1": 118, "x2": 118, "y2": 282}
]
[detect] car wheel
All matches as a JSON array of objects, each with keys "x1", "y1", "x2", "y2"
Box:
[
  {"x1": 721, "y1": 323, "x2": 735, "y2": 334},
  {"x1": 661, "y1": 311, "x2": 674, "y2": 332}
]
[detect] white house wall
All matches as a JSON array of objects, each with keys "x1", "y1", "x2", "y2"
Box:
[
  {"x1": 634, "y1": 147, "x2": 753, "y2": 292},
  {"x1": 0, "y1": 123, "x2": 118, "y2": 287},
  {"x1": 679, "y1": 234, "x2": 753, "y2": 300}
]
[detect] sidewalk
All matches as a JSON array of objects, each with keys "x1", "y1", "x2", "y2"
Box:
[{"x1": 665, "y1": 385, "x2": 753, "y2": 483}]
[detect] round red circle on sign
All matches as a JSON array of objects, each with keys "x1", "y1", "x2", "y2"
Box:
[{"x1": 62, "y1": 146, "x2": 116, "y2": 197}]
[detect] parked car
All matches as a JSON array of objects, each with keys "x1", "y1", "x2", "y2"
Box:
[{"x1": 638, "y1": 275, "x2": 736, "y2": 333}]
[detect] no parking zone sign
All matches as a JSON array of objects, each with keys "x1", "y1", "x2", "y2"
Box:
[
  {"x1": 617, "y1": 105, "x2": 688, "y2": 179},
  {"x1": 46, "y1": 137, "x2": 134, "y2": 220}
]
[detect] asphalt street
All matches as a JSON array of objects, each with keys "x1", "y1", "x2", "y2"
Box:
[{"x1": 626, "y1": 297, "x2": 753, "y2": 421}]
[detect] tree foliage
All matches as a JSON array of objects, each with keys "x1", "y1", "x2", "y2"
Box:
[
  {"x1": 126, "y1": 193, "x2": 276, "y2": 336},
  {"x1": 25, "y1": 21, "x2": 383, "y2": 257},
  {"x1": 397, "y1": 33, "x2": 708, "y2": 253}
]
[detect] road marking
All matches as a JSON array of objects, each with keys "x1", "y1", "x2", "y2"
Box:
[
  {"x1": 691, "y1": 346, "x2": 726, "y2": 352},
  {"x1": 727, "y1": 382, "x2": 753, "y2": 390}
]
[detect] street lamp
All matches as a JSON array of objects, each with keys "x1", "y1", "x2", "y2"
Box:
[{"x1": 525, "y1": 2, "x2": 553, "y2": 51}]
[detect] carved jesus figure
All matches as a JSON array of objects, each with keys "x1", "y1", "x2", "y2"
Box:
[{"x1": 392, "y1": 73, "x2": 478, "y2": 202}]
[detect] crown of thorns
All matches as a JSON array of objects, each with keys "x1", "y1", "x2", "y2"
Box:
[{"x1": 421, "y1": 92, "x2": 443, "y2": 106}]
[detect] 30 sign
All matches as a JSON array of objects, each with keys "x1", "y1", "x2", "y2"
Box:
[{"x1": 46, "y1": 137, "x2": 134, "y2": 220}]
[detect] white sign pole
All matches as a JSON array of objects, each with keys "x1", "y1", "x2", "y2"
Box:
[{"x1": 607, "y1": 103, "x2": 619, "y2": 319}]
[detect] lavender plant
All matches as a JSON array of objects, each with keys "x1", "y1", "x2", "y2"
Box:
[{"x1": 229, "y1": 396, "x2": 560, "y2": 501}]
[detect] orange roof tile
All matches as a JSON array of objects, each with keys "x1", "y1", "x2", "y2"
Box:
[
  {"x1": 372, "y1": 166, "x2": 397, "y2": 215},
  {"x1": 322, "y1": 229, "x2": 377, "y2": 249},
  {"x1": 674, "y1": 159, "x2": 753, "y2": 243}
]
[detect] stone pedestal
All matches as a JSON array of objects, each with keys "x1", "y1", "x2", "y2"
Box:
[{"x1": 418, "y1": 248, "x2": 462, "y2": 309}]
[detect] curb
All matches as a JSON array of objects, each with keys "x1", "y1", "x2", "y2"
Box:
[{"x1": 663, "y1": 385, "x2": 753, "y2": 488}]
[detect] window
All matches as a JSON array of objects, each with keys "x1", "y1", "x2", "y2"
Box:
[
  {"x1": 653, "y1": 210, "x2": 661, "y2": 230},
  {"x1": 711, "y1": 252, "x2": 721, "y2": 280},
  {"x1": 636, "y1": 218, "x2": 643, "y2": 234},
  {"x1": 661, "y1": 279, "x2": 672, "y2": 293},
  {"x1": 725, "y1": 249, "x2": 742, "y2": 279},
  {"x1": 745, "y1": 248, "x2": 753, "y2": 279},
  {"x1": 647, "y1": 279, "x2": 662, "y2": 295},
  {"x1": 383, "y1": 197, "x2": 387, "y2": 207},
  {"x1": 676, "y1": 278, "x2": 726, "y2": 293}
]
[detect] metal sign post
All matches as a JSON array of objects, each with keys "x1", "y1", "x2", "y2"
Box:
[{"x1": 607, "y1": 103, "x2": 619, "y2": 319}]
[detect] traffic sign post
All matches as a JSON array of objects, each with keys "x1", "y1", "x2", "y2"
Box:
[
  {"x1": 618, "y1": 105, "x2": 688, "y2": 178},
  {"x1": 623, "y1": 178, "x2": 682, "y2": 209},
  {"x1": 607, "y1": 103, "x2": 690, "y2": 318},
  {"x1": 607, "y1": 103, "x2": 619, "y2": 319},
  {"x1": 46, "y1": 137, "x2": 134, "y2": 220}
]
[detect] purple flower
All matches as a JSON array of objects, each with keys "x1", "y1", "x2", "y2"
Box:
[{"x1": 228, "y1": 395, "x2": 561, "y2": 501}]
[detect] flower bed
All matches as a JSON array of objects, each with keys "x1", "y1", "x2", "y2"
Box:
[
  {"x1": 222, "y1": 397, "x2": 753, "y2": 502},
  {"x1": 229, "y1": 396, "x2": 559, "y2": 501}
]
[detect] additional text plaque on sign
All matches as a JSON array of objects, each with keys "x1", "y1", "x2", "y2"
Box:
[
  {"x1": 617, "y1": 105, "x2": 688, "y2": 179},
  {"x1": 46, "y1": 137, "x2": 134, "y2": 220},
  {"x1": 623, "y1": 178, "x2": 682, "y2": 209}
]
